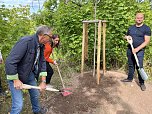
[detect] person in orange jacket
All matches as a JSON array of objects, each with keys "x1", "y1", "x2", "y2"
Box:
[{"x1": 44, "y1": 34, "x2": 60, "y2": 87}]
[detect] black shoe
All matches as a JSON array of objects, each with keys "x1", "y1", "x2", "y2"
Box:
[
  {"x1": 140, "y1": 83, "x2": 146, "y2": 91},
  {"x1": 33, "y1": 108, "x2": 47, "y2": 114},
  {"x1": 121, "y1": 79, "x2": 132, "y2": 82}
]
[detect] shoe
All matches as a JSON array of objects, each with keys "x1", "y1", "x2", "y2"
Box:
[
  {"x1": 33, "y1": 108, "x2": 46, "y2": 114},
  {"x1": 140, "y1": 83, "x2": 146, "y2": 91},
  {"x1": 121, "y1": 79, "x2": 132, "y2": 82}
]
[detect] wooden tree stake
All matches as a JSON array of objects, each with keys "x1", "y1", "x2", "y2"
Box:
[{"x1": 97, "y1": 20, "x2": 102, "y2": 84}]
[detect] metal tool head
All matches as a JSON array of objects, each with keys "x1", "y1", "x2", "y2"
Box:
[
  {"x1": 61, "y1": 91, "x2": 72, "y2": 96},
  {"x1": 60, "y1": 88, "x2": 72, "y2": 97}
]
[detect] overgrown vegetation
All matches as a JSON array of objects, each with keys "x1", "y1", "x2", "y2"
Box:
[{"x1": 38, "y1": 0, "x2": 152, "y2": 72}]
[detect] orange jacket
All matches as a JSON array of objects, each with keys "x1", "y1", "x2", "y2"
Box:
[{"x1": 44, "y1": 42, "x2": 54, "y2": 64}]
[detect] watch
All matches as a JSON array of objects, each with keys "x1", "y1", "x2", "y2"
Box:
[{"x1": 41, "y1": 80, "x2": 46, "y2": 83}]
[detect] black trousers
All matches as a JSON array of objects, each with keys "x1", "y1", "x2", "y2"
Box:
[
  {"x1": 46, "y1": 62, "x2": 54, "y2": 84},
  {"x1": 127, "y1": 48, "x2": 144, "y2": 84}
]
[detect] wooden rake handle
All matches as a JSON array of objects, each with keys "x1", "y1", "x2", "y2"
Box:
[
  {"x1": 56, "y1": 65, "x2": 65, "y2": 88},
  {"x1": 22, "y1": 84, "x2": 60, "y2": 92}
]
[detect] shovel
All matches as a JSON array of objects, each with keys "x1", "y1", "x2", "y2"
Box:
[{"x1": 127, "y1": 36, "x2": 148, "y2": 80}]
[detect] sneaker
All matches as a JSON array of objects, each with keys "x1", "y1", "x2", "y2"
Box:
[
  {"x1": 140, "y1": 83, "x2": 146, "y2": 91},
  {"x1": 46, "y1": 84, "x2": 54, "y2": 88},
  {"x1": 33, "y1": 108, "x2": 47, "y2": 114},
  {"x1": 121, "y1": 79, "x2": 132, "y2": 82}
]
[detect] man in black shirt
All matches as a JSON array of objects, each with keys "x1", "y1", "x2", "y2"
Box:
[{"x1": 122, "y1": 13, "x2": 151, "y2": 91}]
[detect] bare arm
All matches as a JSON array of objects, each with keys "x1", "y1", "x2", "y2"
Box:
[{"x1": 133, "y1": 35, "x2": 150, "y2": 53}]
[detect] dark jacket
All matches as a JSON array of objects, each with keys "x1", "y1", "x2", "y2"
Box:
[{"x1": 5, "y1": 34, "x2": 47, "y2": 83}]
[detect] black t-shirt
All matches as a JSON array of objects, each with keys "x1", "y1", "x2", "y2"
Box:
[{"x1": 126, "y1": 24, "x2": 151, "y2": 48}]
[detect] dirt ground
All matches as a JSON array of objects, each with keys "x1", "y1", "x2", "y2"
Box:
[
  {"x1": 1, "y1": 71, "x2": 152, "y2": 114},
  {"x1": 40, "y1": 71, "x2": 152, "y2": 114}
]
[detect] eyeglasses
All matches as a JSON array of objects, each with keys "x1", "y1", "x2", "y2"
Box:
[{"x1": 44, "y1": 34, "x2": 52, "y2": 39}]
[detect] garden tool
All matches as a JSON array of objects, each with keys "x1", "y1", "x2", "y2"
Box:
[
  {"x1": 22, "y1": 84, "x2": 71, "y2": 96},
  {"x1": 56, "y1": 64, "x2": 72, "y2": 96},
  {"x1": 127, "y1": 36, "x2": 148, "y2": 80},
  {"x1": 22, "y1": 84, "x2": 59, "y2": 91}
]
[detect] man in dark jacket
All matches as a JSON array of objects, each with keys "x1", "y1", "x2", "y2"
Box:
[{"x1": 5, "y1": 25, "x2": 52, "y2": 114}]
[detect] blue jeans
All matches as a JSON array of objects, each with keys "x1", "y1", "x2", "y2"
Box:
[
  {"x1": 8, "y1": 72, "x2": 41, "y2": 114},
  {"x1": 127, "y1": 48, "x2": 144, "y2": 83}
]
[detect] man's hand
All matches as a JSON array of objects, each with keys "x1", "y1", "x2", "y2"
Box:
[
  {"x1": 132, "y1": 48, "x2": 140, "y2": 54},
  {"x1": 13, "y1": 79, "x2": 23, "y2": 89},
  {"x1": 125, "y1": 36, "x2": 133, "y2": 44},
  {"x1": 39, "y1": 81, "x2": 46, "y2": 91},
  {"x1": 125, "y1": 36, "x2": 138, "y2": 54}
]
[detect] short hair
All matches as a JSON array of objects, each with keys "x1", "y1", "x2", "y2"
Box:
[
  {"x1": 135, "y1": 12, "x2": 144, "y2": 18},
  {"x1": 36, "y1": 25, "x2": 52, "y2": 35}
]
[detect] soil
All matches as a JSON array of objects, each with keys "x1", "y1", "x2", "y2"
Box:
[
  {"x1": 1, "y1": 70, "x2": 152, "y2": 114},
  {"x1": 40, "y1": 71, "x2": 152, "y2": 114}
]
